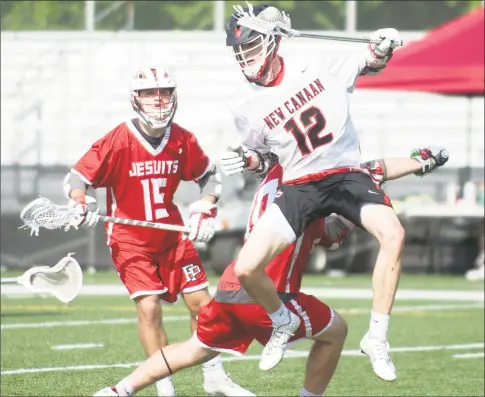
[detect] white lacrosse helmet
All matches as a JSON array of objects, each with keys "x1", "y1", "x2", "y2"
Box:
[
  {"x1": 130, "y1": 67, "x2": 177, "y2": 129},
  {"x1": 226, "y1": 3, "x2": 291, "y2": 80}
]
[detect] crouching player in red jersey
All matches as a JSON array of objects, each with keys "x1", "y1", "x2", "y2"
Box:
[{"x1": 94, "y1": 147, "x2": 449, "y2": 397}]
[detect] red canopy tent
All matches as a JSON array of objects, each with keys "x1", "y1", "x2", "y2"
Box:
[{"x1": 357, "y1": 7, "x2": 485, "y2": 95}]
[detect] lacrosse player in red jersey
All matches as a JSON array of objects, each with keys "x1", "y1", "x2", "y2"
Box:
[
  {"x1": 93, "y1": 147, "x2": 449, "y2": 397},
  {"x1": 63, "y1": 67, "x2": 254, "y2": 397},
  {"x1": 219, "y1": 1, "x2": 442, "y2": 380}
]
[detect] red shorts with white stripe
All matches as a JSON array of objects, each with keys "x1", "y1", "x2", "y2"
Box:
[
  {"x1": 195, "y1": 293, "x2": 334, "y2": 356},
  {"x1": 110, "y1": 238, "x2": 208, "y2": 302}
]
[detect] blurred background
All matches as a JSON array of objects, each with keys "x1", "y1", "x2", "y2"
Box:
[{"x1": 1, "y1": 0, "x2": 484, "y2": 280}]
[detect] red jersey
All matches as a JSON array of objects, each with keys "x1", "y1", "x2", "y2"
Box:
[
  {"x1": 72, "y1": 120, "x2": 210, "y2": 252},
  {"x1": 218, "y1": 164, "x2": 326, "y2": 296}
]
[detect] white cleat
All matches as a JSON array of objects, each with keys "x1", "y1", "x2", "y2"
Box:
[
  {"x1": 259, "y1": 311, "x2": 301, "y2": 371},
  {"x1": 465, "y1": 264, "x2": 484, "y2": 281},
  {"x1": 93, "y1": 387, "x2": 119, "y2": 396},
  {"x1": 204, "y1": 374, "x2": 256, "y2": 396},
  {"x1": 156, "y1": 376, "x2": 176, "y2": 396},
  {"x1": 360, "y1": 332, "x2": 397, "y2": 382}
]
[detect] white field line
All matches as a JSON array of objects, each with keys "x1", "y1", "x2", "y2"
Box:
[
  {"x1": 453, "y1": 352, "x2": 485, "y2": 359},
  {"x1": 1, "y1": 315, "x2": 187, "y2": 330},
  {"x1": 1, "y1": 285, "x2": 484, "y2": 302},
  {"x1": 2, "y1": 303, "x2": 483, "y2": 330},
  {"x1": 51, "y1": 343, "x2": 103, "y2": 351},
  {"x1": 2, "y1": 342, "x2": 483, "y2": 375}
]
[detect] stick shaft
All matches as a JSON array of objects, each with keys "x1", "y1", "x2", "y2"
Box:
[
  {"x1": 296, "y1": 32, "x2": 403, "y2": 46},
  {"x1": 98, "y1": 215, "x2": 190, "y2": 233},
  {"x1": 1, "y1": 277, "x2": 19, "y2": 284}
]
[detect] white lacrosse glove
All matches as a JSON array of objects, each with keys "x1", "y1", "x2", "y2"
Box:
[
  {"x1": 365, "y1": 28, "x2": 401, "y2": 75},
  {"x1": 188, "y1": 200, "x2": 218, "y2": 243},
  {"x1": 68, "y1": 195, "x2": 100, "y2": 230},
  {"x1": 220, "y1": 148, "x2": 249, "y2": 176},
  {"x1": 411, "y1": 146, "x2": 450, "y2": 177}
]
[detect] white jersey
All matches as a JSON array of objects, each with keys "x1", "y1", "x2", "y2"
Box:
[{"x1": 229, "y1": 54, "x2": 367, "y2": 184}]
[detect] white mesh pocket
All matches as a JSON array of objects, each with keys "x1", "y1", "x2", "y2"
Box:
[{"x1": 23, "y1": 254, "x2": 83, "y2": 303}]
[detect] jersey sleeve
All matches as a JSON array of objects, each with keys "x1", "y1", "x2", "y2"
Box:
[
  {"x1": 71, "y1": 130, "x2": 118, "y2": 188},
  {"x1": 320, "y1": 54, "x2": 366, "y2": 93},
  {"x1": 232, "y1": 108, "x2": 271, "y2": 154},
  {"x1": 182, "y1": 130, "x2": 211, "y2": 181}
]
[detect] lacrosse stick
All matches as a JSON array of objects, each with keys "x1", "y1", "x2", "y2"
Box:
[
  {"x1": 19, "y1": 197, "x2": 190, "y2": 237},
  {"x1": 234, "y1": 6, "x2": 404, "y2": 46},
  {"x1": 0, "y1": 253, "x2": 83, "y2": 303}
]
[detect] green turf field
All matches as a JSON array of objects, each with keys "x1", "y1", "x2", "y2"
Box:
[{"x1": 1, "y1": 273, "x2": 484, "y2": 396}]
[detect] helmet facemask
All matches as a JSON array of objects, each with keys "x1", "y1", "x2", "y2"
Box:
[
  {"x1": 233, "y1": 33, "x2": 278, "y2": 81},
  {"x1": 131, "y1": 87, "x2": 177, "y2": 129},
  {"x1": 129, "y1": 67, "x2": 178, "y2": 130}
]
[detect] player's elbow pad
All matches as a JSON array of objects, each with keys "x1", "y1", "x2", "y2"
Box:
[
  {"x1": 199, "y1": 164, "x2": 222, "y2": 202},
  {"x1": 63, "y1": 172, "x2": 88, "y2": 199}
]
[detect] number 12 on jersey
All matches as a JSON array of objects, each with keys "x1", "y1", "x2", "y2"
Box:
[
  {"x1": 141, "y1": 178, "x2": 169, "y2": 221},
  {"x1": 284, "y1": 106, "x2": 334, "y2": 156}
]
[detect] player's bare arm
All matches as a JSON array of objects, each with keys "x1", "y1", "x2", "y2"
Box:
[{"x1": 363, "y1": 146, "x2": 450, "y2": 184}]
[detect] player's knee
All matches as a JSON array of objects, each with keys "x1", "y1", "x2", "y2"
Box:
[
  {"x1": 184, "y1": 290, "x2": 212, "y2": 314},
  {"x1": 380, "y1": 221, "x2": 405, "y2": 251},
  {"x1": 325, "y1": 311, "x2": 348, "y2": 343},
  {"x1": 135, "y1": 295, "x2": 162, "y2": 325},
  {"x1": 313, "y1": 311, "x2": 348, "y2": 345},
  {"x1": 333, "y1": 313, "x2": 348, "y2": 342},
  {"x1": 233, "y1": 259, "x2": 257, "y2": 280}
]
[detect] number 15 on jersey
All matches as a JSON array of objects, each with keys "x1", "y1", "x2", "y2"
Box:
[{"x1": 141, "y1": 178, "x2": 169, "y2": 221}]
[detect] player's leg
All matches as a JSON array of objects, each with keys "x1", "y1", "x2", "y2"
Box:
[
  {"x1": 111, "y1": 248, "x2": 175, "y2": 396},
  {"x1": 302, "y1": 311, "x2": 347, "y2": 396},
  {"x1": 94, "y1": 336, "x2": 219, "y2": 397},
  {"x1": 234, "y1": 183, "x2": 324, "y2": 370},
  {"x1": 282, "y1": 293, "x2": 347, "y2": 396},
  {"x1": 234, "y1": 205, "x2": 301, "y2": 370},
  {"x1": 95, "y1": 300, "x2": 255, "y2": 397},
  {"x1": 359, "y1": 202, "x2": 403, "y2": 381},
  {"x1": 183, "y1": 288, "x2": 252, "y2": 395},
  {"x1": 173, "y1": 239, "x2": 254, "y2": 396},
  {"x1": 134, "y1": 295, "x2": 169, "y2": 354},
  {"x1": 233, "y1": 203, "x2": 295, "y2": 312},
  {"x1": 335, "y1": 172, "x2": 404, "y2": 381}
]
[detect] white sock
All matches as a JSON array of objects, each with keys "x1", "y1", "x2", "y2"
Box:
[
  {"x1": 115, "y1": 377, "x2": 135, "y2": 397},
  {"x1": 202, "y1": 355, "x2": 225, "y2": 381},
  {"x1": 268, "y1": 302, "x2": 291, "y2": 327},
  {"x1": 300, "y1": 387, "x2": 322, "y2": 396},
  {"x1": 156, "y1": 376, "x2": 175, "y2": 395},
  {"x1": 369, "y1": 310, "x2": 390, "y2": 340}
]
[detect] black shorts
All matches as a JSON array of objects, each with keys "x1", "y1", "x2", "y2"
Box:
[{"x1": 274, "y1": 171, "x2": 392, "y2": 238}]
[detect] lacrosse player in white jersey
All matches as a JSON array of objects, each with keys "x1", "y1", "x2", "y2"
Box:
[{"x1": 219, "y1": 2, "x2": 419, "y2": 382}]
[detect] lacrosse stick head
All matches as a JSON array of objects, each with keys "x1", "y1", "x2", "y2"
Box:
[
  {"x1": 18, "y1": 253, "x2": 83, "y2": 303},
  {"x1": 226, "y1": 2, "x2": 291, "y2": 81},
  {"x1": 19, "y1": 197, "x2": 81, "y2": 236}
]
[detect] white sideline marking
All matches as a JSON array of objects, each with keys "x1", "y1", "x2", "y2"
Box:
[
  {"x1": 2, "y1": 303, "x2": 482, "y2": 330},
  {"x1": 51, "y1": 343, "x2": 103, "y2": 351},
  {"x1": 1, "y1": 315, "x2": 187, "y2": 330},
  {"x1": 453, "y1": 352, "x2": 485, "y2": 359},
  {"x1": 2, "y1": 285, "x2": 484, "y2": 301},
  {"x1": 2, "y1": 342, "x2": 483, "y2": 375}
]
